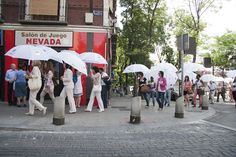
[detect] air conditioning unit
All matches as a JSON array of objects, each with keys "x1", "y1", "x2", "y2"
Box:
[{"x1": 85, "y1": 13, "x2": 93, "y2": 24}]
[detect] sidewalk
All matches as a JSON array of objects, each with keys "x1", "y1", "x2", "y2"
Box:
[{"x1": 0, "y1": 96, "x2": 216, "y2": 131}]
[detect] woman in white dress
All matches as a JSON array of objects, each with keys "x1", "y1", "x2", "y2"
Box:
[
  {"x1": 25, "y1": 61, "x2": 47, "y2": 116},
  {"x1": 73, "y1": 70, "x2": 83, "y2": 108},
  {"x1": 40, "y1": 63, "x2": 55, "y2": 105},
  {"x1": 85, "y1": 66, "x2": 104, "y2": 112}
]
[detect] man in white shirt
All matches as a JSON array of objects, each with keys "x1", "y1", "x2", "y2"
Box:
[
  {"x1": 208, "y1": 81, "x2": 217, "y2": 104},
  {"x1": 5, "y1": 64, "x2": 17, "y2": 106}
]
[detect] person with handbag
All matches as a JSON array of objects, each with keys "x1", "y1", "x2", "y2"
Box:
[
  {"x1": 25, "y1": 61, "x2": 47, "y2": 116},
  {"x1": 138, "y1": 73, "x2": 149, "y2": 107},
  {"x1": 60, "y1": 64, "x2": 77, "y2": 114},
  {"x1": 85, "y1": 66, "x2": 104, "y2": 112},
  {"x1": 183, "y1": 75, "x2": 192, "y2": 107},
  {"x1": 193, "y1": 74, "x2": 204, "y2": 108},
  {"x1": 40, "y1": 63, "x2": 55, "y2": 105},
  {"x1": 156, "y1": 71, "x2": 167, "y2": 111}
]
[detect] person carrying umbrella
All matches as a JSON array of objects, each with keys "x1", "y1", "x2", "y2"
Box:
[
  {"x1": 193, "y1": 74, "x2": 204, "y2": 108},
  {"x1": 85, "y1": 66, "x2": 104, "y2": 112},
  {"x1": 60, "y1": 63, "x2": 77, "y2": 114},
  {"x1": 40, "y1": 62, "x2": 55, "y2": 105},
  {"x1": 138, "y1": 73, "x2": 149, "y2": 107},
  {"x1": 156, "y1": 71, "x2": 167, "y2": 111},
  {"x1": 25, "y1": 61, "x2": 47, "y2": 116}
]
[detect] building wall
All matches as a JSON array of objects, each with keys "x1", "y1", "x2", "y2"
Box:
[
  {"x1": 0, "y1": 0, "x2": 116, "y2": 103},
  {"x1": 1, "y1": 0, "x2": 104, "y2": 26},
  {"x1": 1, "y1": 0, "x2": 19, "y2": 23}
]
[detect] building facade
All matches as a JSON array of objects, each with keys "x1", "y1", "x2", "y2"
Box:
[{"x1": 0, "y1": 0, "x2": 117, "y2": 105}]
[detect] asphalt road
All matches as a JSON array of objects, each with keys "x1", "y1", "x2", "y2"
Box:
[
  {"x1": 204, "y1": 103, "x2": 236, "y2": 130},
  {"x1": 0, "y1": 103, "x2": 235, "y2": 157}
]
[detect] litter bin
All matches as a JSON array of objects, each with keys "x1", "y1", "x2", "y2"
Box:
[
  {"x1": 130, "y1": 96, "x2": 141, "y2": 124},
  {"x1": 202, "y1": 95, "x2": 209, "y2": 110},
  {"x1": 53, "y1": 97, "x2": 65, "y2": 125},
  {"x1": 175, "y1": 96, "x2": 184, "y2": 118}
]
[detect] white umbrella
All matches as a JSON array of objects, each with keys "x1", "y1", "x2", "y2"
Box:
[
  {"x1": 147, "y1": 68, "x2": 178, "y2": 86},
  {"x1": 183, "y1": 62, "x2": 206, "y2": 72},
  {"x1": 79, "y1": 52, "x2": 108, "y2": 64},
  {"x1": 224, "y1": 77, "x2": 233, "y2": 83},
  {"x1": 178, "y1": 71, "x2": 197, "y2": 81},
  {"x1": 227, "y1": 70, "x2": 236, "y2": 78},
  {"x1": 5, "y1": 45, "x2": 49, "y2": 61},
  {"x1": 152, "y1": 63, "x2": 178, "y2": 73},
  {"x1": 200, "y1": 74, "x2": 215, "y2": 82},
  {"x1": 58, "y1": 50, "x2": 87, "y2": 75},
  {"x1": 36, "y1": 45, "x2": 63, "y2": 63},
  {"x1": 123, "y1": 64, "x2": 150, "y2": 74},
  {"x1": 214, "y1": 76, "x2": 224, "y2": 82}
]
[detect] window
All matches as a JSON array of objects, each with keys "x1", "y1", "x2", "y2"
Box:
[{"x1": 20, "y1": 0, "x2": 67, "y2": 24}]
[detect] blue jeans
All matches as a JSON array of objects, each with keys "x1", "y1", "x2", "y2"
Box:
[
  {"x1": 157, "y1": 92, "x2": 165, "y2": 109},
  {"x1": 142, "y1": 92, "x2": 149, "y2": 106},
  {"x1": 149, "y1": 90, "x2": 156, "y2": 106},
  {"x1": 164, "y1": 89, "x2": 171, "y2": 106},
  {"x1": 101, "y1": 85, "x2": 108, "y2": 108}
]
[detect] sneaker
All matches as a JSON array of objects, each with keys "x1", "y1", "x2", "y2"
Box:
[
  {"x1": 43, "y1": 107, "x2": 47, "y2": 115},
  {"x1": 145, "y1": 105, "x2": 149, "y2": 108},
  {"x1": 69, "y1": 111, "x2": 76, "y2": 114},
  {"x1": 98, "y1": 110, "x2": 104, "y2": 113},
  {"x1": 25, "y1": 112, "x2": 34, "y2": 116},
  {"x1": 84, "y1": 109, "x2": 91, "y2": 112}
]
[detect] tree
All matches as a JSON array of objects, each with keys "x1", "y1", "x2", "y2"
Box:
[
  {"x1": 161, "y1": 44, "x2": 178, "y2": 66},
  {"x1": 211, "y1": 32, "x2": 236, "y2": 69},
  {"x1": 174, "y1": 0, "x2": 223, "y2": 63},
  {"x1": 116, "y1": 0, "x2": 170, "y2": 87}
]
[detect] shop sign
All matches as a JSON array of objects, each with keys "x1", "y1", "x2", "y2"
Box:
[{"x1": 15, "y1": 31, "x2": 73, "y2": 47}]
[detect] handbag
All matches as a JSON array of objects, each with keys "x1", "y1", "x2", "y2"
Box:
[
  {"x1": 140, "y1": 85, "x2": 150, "y2": 93},
  {"x1": 28, "y1": 78, "x2": 41, "y2": 91},
  {"x1": 93, "y1": 84, "x2": 101, "y2": 92}
]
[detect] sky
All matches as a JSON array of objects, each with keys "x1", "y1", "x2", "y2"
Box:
[
  {"x1": 116, "y1": 0, "x2": 236, "y2": 36},
  {"x1": 116, "y1": 0, "x2": 236, "y2": 64}
]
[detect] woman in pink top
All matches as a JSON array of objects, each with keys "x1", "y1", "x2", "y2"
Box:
[
  {"x1": 183, "y1": 75, "x2": 192, "y2": 107},
  {"x1": 156, "y1": 71, "x2": 167, "y2": 111}
]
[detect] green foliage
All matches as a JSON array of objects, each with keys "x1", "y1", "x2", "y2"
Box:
[
  {"x1": 116, "y1": 0, "x2": 170, "y2": 86},
  {"x1": 173, "y1": 0, "x2": 222, "y2": 62},
  {"x1": 161, "y1": 44, "x2": 178, "y2": 66},
  {"x1": 211, "y1": 32, "x2": 236, "y2": 69}
]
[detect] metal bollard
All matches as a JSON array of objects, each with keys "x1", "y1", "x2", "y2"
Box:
[
  {"x1": 53, "y1": 97, "x2": 65, "y2": 125},
  {"x1": 202, "y1": 95, "x2": 209, "y2": 110},
  {"x1": 175, "y1": 96, "x2": 184, "y2": 118},
  {"x1": 130, "y1": 96, "x2": 141, "y2": 124}
]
